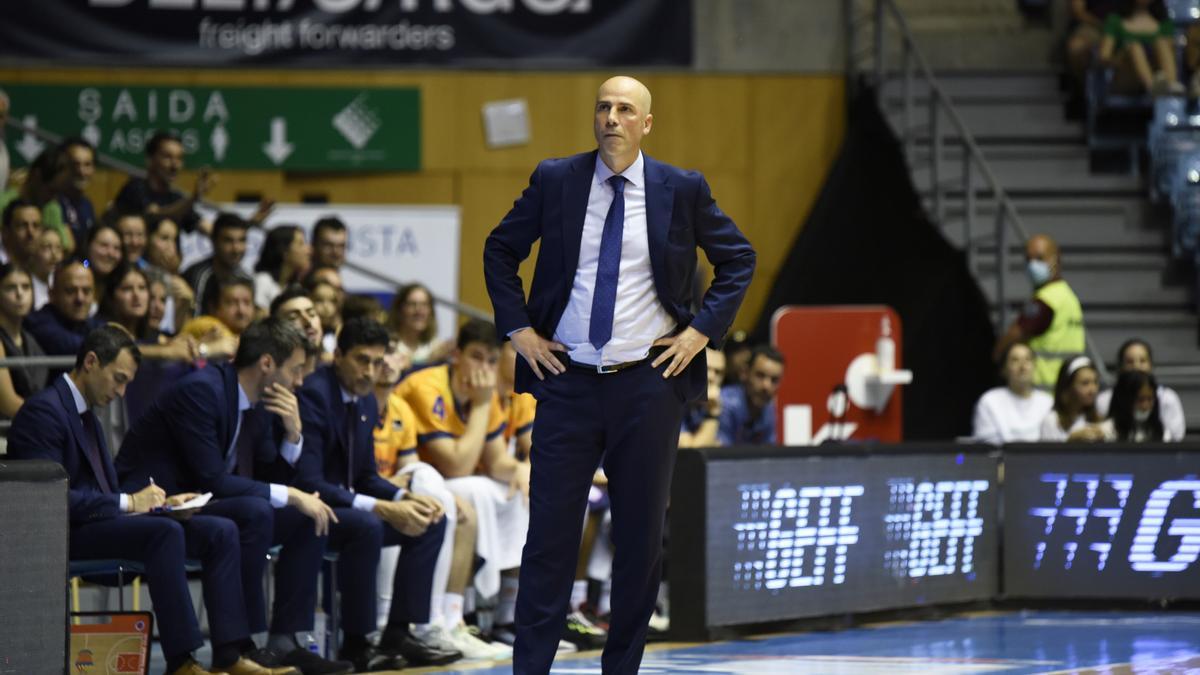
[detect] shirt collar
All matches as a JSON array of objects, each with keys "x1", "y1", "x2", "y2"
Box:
[
  {"x1": 61, "y1": 373, "x2": 88, "y2": 415},
  {"x1": 340, "y1": 386, "x2": 356, "y2": 404},
  {"x1": 594, "y1": 150, "x2": 644, "y2": 189},
  {"x1": 236, "y1": 383, "x2": 251, "y2": 414}
]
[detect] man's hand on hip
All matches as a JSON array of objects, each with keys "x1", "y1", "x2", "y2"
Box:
[
  {"x1": 511, "y1": 327, "x2": 566, "y2": 381},
  {"x1": 652, "y1": 326, "x2": 709, "y2": 378}
]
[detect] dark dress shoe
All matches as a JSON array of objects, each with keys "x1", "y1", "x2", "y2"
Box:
[
  {"x1": 341, "y1": 644, "x2": 407, "y2": 672},
  {"x1": 275, "y1": 649, "x2": 353, "y2": 675},
  {"x1": 379, "y1": 633, "x2": 462, "y2": 666}
]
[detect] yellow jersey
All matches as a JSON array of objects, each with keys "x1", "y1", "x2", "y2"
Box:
[
  {"x1": 394, "y1": 364, "x2": 507, "y2": 468},
  {"x1": 373, "y1": 392, "x2": 419, "y2": 477}
]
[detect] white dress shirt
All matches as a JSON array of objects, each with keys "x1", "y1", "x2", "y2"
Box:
[
  {"x1": 228, "y1": 383, "x2": 302, "y2": 508},
  {"x1": 62, "y1": 373, "x2": 132, "y2": 512},
  {"x1": 553, "y1": 152, "x2": 676, "y2": 366}
]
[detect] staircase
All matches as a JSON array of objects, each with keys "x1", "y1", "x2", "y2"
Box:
[{"x1": 879, "y1": 71, "x2": 1200, "y2": 433}]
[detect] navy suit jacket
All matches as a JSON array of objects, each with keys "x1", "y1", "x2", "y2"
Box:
[
  {"x1": 25, "y1": 305, "x2": 102, "y2": 357},
  {"x1": 293, "y1": 365, "x2": 399, "y2": 508},
  {"x1": 116, "y1": 363, "x2": 277, "y2": 501},
  {"x1": 483, "y1": 151, "x2": 756, "y2": 400},
  {"x1": 8, "y1": 376, "x2": 125, "y2": 526}
]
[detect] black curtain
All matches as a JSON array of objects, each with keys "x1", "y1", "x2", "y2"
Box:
[{"x1": 751, "y1": 86, "x2": 997, "y2": 440}]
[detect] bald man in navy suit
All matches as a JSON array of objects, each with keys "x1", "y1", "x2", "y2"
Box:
[{"x1": 484, "y1": 76, "x2": 756, "y2": 674}]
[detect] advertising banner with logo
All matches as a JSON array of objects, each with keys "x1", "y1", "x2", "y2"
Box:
[
  {"x1": 1, "y1": 84, "x2": 419, "y2": 171},
  {"x1": 186, "y1": 203, "x2": 462, "y2": 340},
  {"x1": 0, "y1": 0, "x2": 691, "y2": 67}
]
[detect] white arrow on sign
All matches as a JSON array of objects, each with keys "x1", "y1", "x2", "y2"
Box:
[
  {"x1": 16, "y1": 116, "x2": 46, "y2": 163},
  {"x1": 262, "y1": 117, "x2": 294, "y2": 166},
  {"x1": 211, "y1": 123, "x2": 229, "y2": 163}
]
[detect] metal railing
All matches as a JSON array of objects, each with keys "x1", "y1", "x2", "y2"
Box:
[
  {"x1": 3, "y1": 116, "x2": 495, "y2": 325},
  {"x1": 845, "y1": 0, "x2": 1112, "y2": 384}
]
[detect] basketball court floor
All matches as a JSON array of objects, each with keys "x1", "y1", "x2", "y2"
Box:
[
  {"x1": 149, "y1": 610, "x2": 1200, "y2": 673},
  {"x1": 401, "y1": 611, "x2": 1200, "y2": 674}
]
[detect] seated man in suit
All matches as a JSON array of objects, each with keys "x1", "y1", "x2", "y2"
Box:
[
  {"x1": 293, "y1": 317, "x2": 461, "y2": 670},
  {"x1": 25, "y1": 260, "x2": 102, "y2": 360},
  {"x1": 8, "y1": 325, "x2": 294, "y2": 675},
  {"x1": 395, "y1": 319, "x2": 531, "y2": 642},
  {"x1": 117, "y1": 318, "x2": 352, "y2": 675}
]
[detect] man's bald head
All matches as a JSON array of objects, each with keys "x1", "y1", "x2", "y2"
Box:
[
  {"x1": 1026, "y1": 234, "x2": 1060, "y2": 263},
  {"x1": 597, "y1": 76, "x2": 652, "y2": 114},
  {"x1": 594, "y1": 76, "x2": 654, "y2": 173}
]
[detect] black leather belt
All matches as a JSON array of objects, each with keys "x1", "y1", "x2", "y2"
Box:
[{"x1": 555, "y1": 346, "x2": 667, "y2": 375}]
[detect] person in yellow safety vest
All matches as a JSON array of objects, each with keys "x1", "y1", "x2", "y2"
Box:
[{"x1": 993, "y1": 234, "x2": 1085, "y2": 388}]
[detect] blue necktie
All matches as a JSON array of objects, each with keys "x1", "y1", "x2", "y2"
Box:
[{"x1": 589, "y1": 175, "x2": 626, "y2": 350}]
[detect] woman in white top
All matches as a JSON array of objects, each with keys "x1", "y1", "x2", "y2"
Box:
[
  {"x1": 253, "y1": 224, "x2": 311, "y2": 310},
  {"x1": 1107, "y1": 369, "x2": 1177, "y2": 442},
  {"x1": 1040, "y1": 355, "x2": 1116, "y2": 442},
  {"x1": 973, "y1": 342, "x2": 1054, "y2": 444},
  {"x1": 387, "y1": 282, "x2": 452, "y2": 366},
  {"x1": 1096, "y1": 338, "x2": 1185, "y2": 440}
]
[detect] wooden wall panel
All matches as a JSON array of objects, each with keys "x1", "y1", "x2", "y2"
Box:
[{"x1": 3, "y1": 68, "x2": 844, "y2": 333}]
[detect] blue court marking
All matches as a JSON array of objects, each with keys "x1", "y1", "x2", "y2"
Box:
[{"x1": 443, "y1": 611, "x2": 1200, "y2": 674}]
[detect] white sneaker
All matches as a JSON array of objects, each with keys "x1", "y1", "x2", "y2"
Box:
[
  {"x1": 445, "y1": 623, "x2": 509, "y2": 660},
  {"x1": 410, "y1": 623, "x2": 462, "y2": 653},
  {"x1": 557, "y1": 640, "x2": 578, "y2": 653}
]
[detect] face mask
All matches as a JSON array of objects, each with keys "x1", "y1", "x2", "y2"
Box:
[
  {"x1": 1027, "y1": 259, "x2": 1052, "y2": 286},
  {"x1": 1134, "y1": 408, "x2": 1152, "y2": 423}
]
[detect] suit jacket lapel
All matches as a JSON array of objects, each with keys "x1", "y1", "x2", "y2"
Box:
[
  {"x1": 561, "y1": 151, "x2": 597, "y2": 281},
  {"x1": 221, "y1": 365, "x2": 240, "y2": 452},
  {"x1": 643, "y1": 155, "x2": 675, "y2": 303},
  {"x1": 54, "y1": 378, "x2": 109, "y2": 490}
]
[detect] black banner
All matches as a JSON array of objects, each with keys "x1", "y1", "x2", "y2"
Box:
[{"x1": 0, "y1": 0, "x2": 691, "y2": 67}]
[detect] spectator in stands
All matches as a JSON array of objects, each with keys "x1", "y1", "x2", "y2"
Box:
[
  {"x1": 388, "y1": 283, "x2": 452, "y2": 366},
  {"x1": 144, "y1": 215, "x2": 194, "y2": 334},
  {"x1": 7, "y1": 325, "x2": 298, "y2": 675},
  {"x1": 722, "y1": 332, "x2": 752, "y2": 386},
  {"x1": 304, "y1": 265, "x2": 345, "y2": 315},
  {"x1": 146, "y1": 270, "x2": 170, "y2": 336},
  {"x1": 81, "y1": 221, "x2": 123, "y2": 300},
  {"x1": 342, "y1": 294, "x2": 383, "y2": 326},
  {"x1": 8, "y1": 148, "x2": 75, "y2": 254},
  {"x1": 98, "y1": 262, "x2": 197, "y2": 362},
  {"x1": 718, "y1": 345, "x2": 783, "y2": 445},
  {"x1": 269, "y1": 285, "x2": 328, "y2": 377},
  {"x1": 115, "y1": 212, "x2": 148, "y2": 267},
  {"x1": 0, "y1": 263, "x2": 47, "y2": 420},
  {"x1": 1096, "y1": 338, "x2": 1186, "y2": 439},
  {"x1": 146, "y1": 215, "x2": 183, "y2": 274},
  {"x1": 183, "y1": 212, "x2": 250, "y2": 314},
  {"x1": 1040, "y1": 355, "x2": 1115, "y2": 441},
  {"x1": 973, "y1": 342, "x2": 1055, "y2": 444},
  {"x1": 26, "y1": 261, "x2": 101, "y2": 359},
  {"x1": 116, "y1": 319, "x2": 350, "y2": 674},
  {"x1": 179, "y1": 277, "x2": 254, "y2": 362},
  {"x1": 312, "y1": 216, "x2": 348, "y2": 271},
  {"x1": 1098, "y1": 0, "x2": 1182, "y2": 95},
  {"x1": 680, "y1": 347, "x2": 726, "y2": 448},
  {"x1": 306, "y1": 277, "x2": 341, "y2": 355},
  {"x1": 29, "y1": 227, "x2": 64, "y2": 311},
  {"x1": 293, "y1": 317, "x2": 461, "y2": 669},
  {"x1": 394, "y1": 319, "x2": 531, "y2": 646},
  {"x1": 53, "y1": 137, "x2": 97, "y2": 254},
  {"x1": 994, "y1": 234, "x2": 1085, "y2": 389},
  {"x1": 1066, "y1": 1, "x2": 1121, "y2": 83},
  {"x1": 1, "y1": 198, "x2": 43, "y2": 269},
  {"x1": 114, "y1": 131, "x2": 210, "y2": 236},
  {"x1": 1107, "y1": 369, "x2": 1176, "y2": 441},
  {"x1": 254, "y1": 225, "x2": 310, "y2": 310}
]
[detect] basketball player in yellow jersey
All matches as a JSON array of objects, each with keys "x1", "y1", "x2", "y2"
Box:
[{"x1": 395, "y1": 320, "x2": 531, "y2": 642}]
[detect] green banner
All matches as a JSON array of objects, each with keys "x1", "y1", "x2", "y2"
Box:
[{"x1": 2, "y1": 84, "x2": 420, "y2": 171}]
